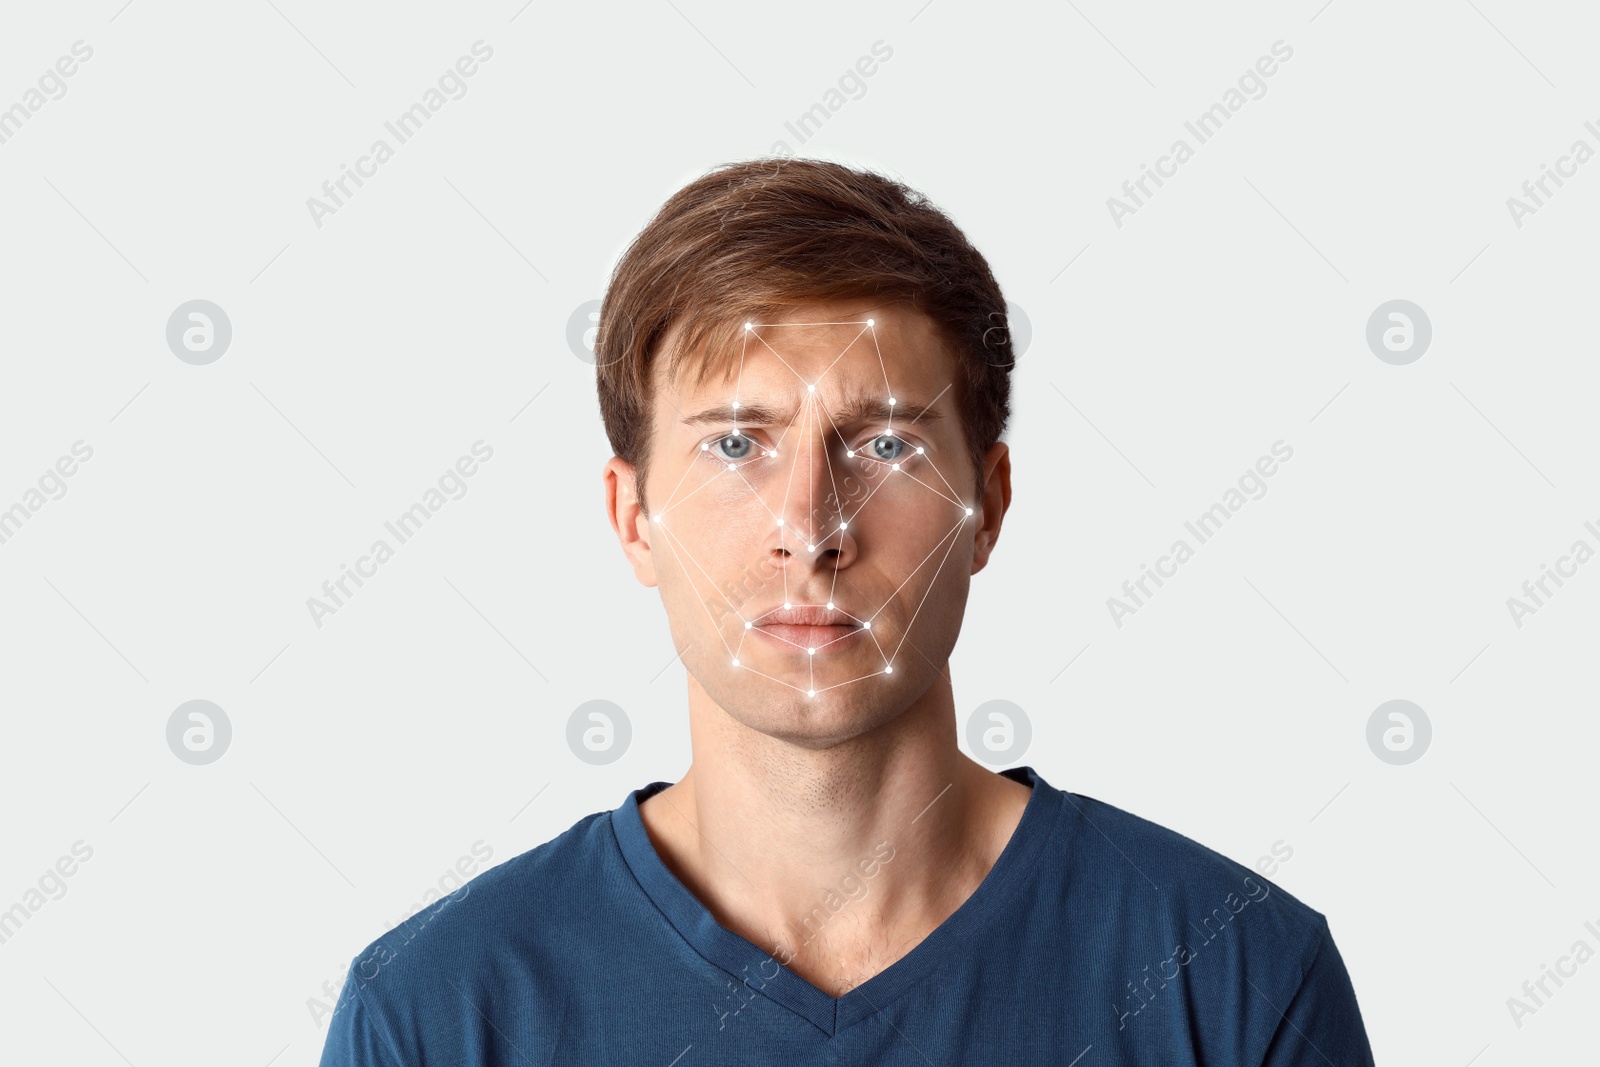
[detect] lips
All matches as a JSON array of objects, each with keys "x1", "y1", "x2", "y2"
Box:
[{"x1": 749, "y1": 605, "x2": 864, "y2": 651}]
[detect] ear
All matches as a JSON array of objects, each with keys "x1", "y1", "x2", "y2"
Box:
[
  {"x1": 604, "y1": 456, "x2": 658, "y2": 587},
  {"x1": 969, "y1": 441, "x2": 1011, "y2": 575}
]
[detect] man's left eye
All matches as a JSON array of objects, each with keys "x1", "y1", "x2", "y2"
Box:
[
  {"x1": 713, "y1": 433, "x2": 755, "y2": 461},
  {"x1": 860, "y1": 434, "x2": 908, "y2": 463}
]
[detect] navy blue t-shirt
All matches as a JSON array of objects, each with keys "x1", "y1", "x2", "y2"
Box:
[{"x1": 319, "y1": 766, "x2": 1374, "y2": 1065}]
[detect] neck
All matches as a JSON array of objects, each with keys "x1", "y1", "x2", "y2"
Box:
[{"x1": 638, "y1": 671, "x2": 1031, "y2": 990}]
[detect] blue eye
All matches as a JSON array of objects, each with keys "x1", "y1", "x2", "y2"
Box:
[
  {"x1": 863, "y1": 434, "x2": 907, "y2": 462},
  {"x1": 713, "y1": 433, "x2": 755, "y2": 461}
]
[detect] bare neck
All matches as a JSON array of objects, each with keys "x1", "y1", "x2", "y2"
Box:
[{"x1": 637, "y1": 673, "x2": 1033, "y2": 994}]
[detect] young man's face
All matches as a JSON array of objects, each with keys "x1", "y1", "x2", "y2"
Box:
[{"x1": 608, "y1": 300, "x2": 1008, "y2": 748}]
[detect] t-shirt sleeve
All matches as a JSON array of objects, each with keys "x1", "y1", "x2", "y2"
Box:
[
  {"x1": 1256, "y1": 919, "x2": 1376, "y2": 1067},
  {"x1": 318, "y1": 962, "x2": 405, "y2": 1067}
]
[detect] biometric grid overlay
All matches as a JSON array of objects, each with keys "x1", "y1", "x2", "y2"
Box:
[{"x1": 647, "y1": 318, "x2": 978, "y2": 698}]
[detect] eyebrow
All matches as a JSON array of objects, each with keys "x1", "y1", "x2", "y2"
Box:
[{"x1": 680, "y1": 394, "x2": 945, "y2": 430}]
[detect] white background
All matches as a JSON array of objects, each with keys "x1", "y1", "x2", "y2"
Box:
[{"x1": 1, "y1": 0, "x2": 1596, "y2": 1063}]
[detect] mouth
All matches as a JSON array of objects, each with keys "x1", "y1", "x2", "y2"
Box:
[{"x1": 748, "y1": 604, "x2": 866, "y2": 652}]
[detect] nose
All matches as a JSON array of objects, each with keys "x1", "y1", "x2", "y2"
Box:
[{"x1": 762, "y1": 428, "x2": 858, "y2": 574}]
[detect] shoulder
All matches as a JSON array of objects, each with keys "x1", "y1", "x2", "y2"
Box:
[
  {"x1": 1059, "y1": 791, "x2": 1318, "y2": 918},
  {"x1": 1039, "y1": 789, "x2": 1359, "y2": 1052},
  {"x1": 340, "y1": 805, "x2": 616, "y2": 1008},
  {"x1": 320, "y1": 804, "x2": 635, "y2": 1064},
  {"x1": 1044, "y1": 788, "x2": 1328, "y2": 978}
]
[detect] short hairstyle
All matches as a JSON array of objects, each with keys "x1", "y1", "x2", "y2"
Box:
[{"x1": 594, "y1": 158, "x2": 1015, "y2": 507}]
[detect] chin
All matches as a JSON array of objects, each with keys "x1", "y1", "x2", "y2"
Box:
[{"x1": 699, "y1": 667, "x2": 921, "y2": 748}]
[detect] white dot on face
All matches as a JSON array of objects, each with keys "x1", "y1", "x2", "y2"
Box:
[
  {"x1": 867, "y1": 318, "x2": 875, "y2": 326},
  {"x1": 807, "y1": 690, "x2": 816, "y2": 697},
  {"x1": 776, "y1": 519, "x2": 784, "y2": 527},
  {"x1": 847, "y1": 450, "x2": 855, "y2": 458},
  {"x1": 863, "y1": 620, "x2": 872, "y2": 630},
  {"x1": 808, "y1": 648, "x2": 815, "y2": 656},
  {"x1": 744, "y1": 322, "x2": 752, "y2": 330},
  {"x1": 885, "y1": 665, "x2": 894, "y2": 674},
  {"x1": 888, "y1": 397, "x2": 897, "y2": 406},
  {"x1": 727, "y1": 463, "x2": 736, "y2": 471},
  {"x1": 784, "y1": 602, "x2": 791, "y2": 609},
  {"x1": 745, "y1": 621, "x2": 752, "y2": 629},
  {"x1": 732, "y1": 400, "x2": 741, "y2": 409},
  {"x1": 891, "y1": 464, "x2": 900, "y2": 471},
  {"x1": 807, "y1": 384, "x2": 815, "y2": 392},
  {"x1": 700, "y1": 442, "x2": 708, "y2": 450},
  {"x1": 965, "y1": 507, "x2": 974, "y2": 516},
  {"x1": 826, "y1": 601, "x2": 834, "y2": 609},
  {"x1": 732, "y1": 658, "x2": 740, "y2": 666},
  {"x1": 916, "y1": 447, "x2": 924, "y2": 454}
]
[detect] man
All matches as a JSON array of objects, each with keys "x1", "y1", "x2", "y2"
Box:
[{"x1": 319, "y1": 159, "x2": 1375, "y2": 1064}]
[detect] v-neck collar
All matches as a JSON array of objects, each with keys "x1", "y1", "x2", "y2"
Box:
[{"x1": 609, "y1": 765, "x2": 1065, "y2": 1036}]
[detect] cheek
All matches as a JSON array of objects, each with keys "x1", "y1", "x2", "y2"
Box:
[
  {"x1": 858, "y1": 467, "x2": 965, "y2": 529},
  {"x1": 653, "y1": 456, "x2": 760, "y2": 520},
  {"x1": 851, "y1": 476, "x2": 975, "y2": 587},
  {"x1": 654, "y1": 488, "x2": 774, "y2": 576}
]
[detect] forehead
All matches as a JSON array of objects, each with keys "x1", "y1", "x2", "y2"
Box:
[{"x1": 653, "y1": 302, "x2": 955, "y2": 408}]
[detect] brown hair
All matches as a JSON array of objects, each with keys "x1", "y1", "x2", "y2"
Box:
[{"x1": 594, "y1": 158, "x2": 1015, "y2": 507}]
